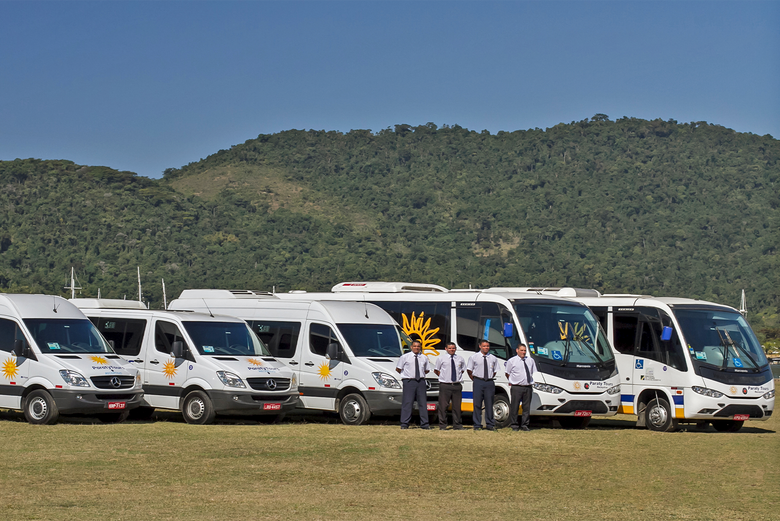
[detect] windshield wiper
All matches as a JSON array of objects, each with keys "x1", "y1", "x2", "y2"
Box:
[
  {"x1": 723, "y1": 329, "x2": 759, "y2": 369},
  {"x1": 714, "y1": 326, "x2": 731, "y2": 370}
]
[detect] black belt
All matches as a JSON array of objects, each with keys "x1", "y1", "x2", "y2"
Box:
[
  {"x1": 402, "y1": 378, "x2": 424, "y2": 382},
  {"x1": 510, "y1": 384, "x2": 532, "y2": 387},
  {"x1": 440, "y1": 381, "x2": 462, "y2": 385},
  {"x1": 474, "y1": 377, "x2": 495, "y2": 381}
]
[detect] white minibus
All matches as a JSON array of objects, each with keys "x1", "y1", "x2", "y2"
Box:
[
  {"x1": 0, "y1": 294, "x2": 143, "y2": 424},
  {"x1": 168, "y1": 292, "x2": 413, "y2": 425},
  {"x1": 72, "y1": 299, "x2": 299, "y2": 424},
  {"x1": 497, "y1": 288, "x2": 775, "y2": 432},
  {"x1": 275, "y1": 282, "x2": 621, "y2": 429}
]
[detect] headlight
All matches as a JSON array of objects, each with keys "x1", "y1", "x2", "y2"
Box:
[
  {"x1": 606, "y1": 384, "x2": 621, "y2": 395},
  {"x1": 217, "y1": 371, "x2": 246, "y2": 388},
  {"x1": 290, "y1": 373, "x2": 298, "y2": 390},
  {"x1": 692, "y1": 386, "x2": 724, "y2": 398},
  {"x1": 763, "y1": 389, "x2": 775, "y2": 400},
  {"x1": 533, "y1": 382, "x2": 563, "y2": 394},
  {"x1": 372, "y1": 372, "x2": 401, "y2": 389},
  {"x1": 60, "y1": 370, "x2": 90, "y2": 387},
  {"x1": 135, "y1": 372, "x2": 142, "y2": 388}
]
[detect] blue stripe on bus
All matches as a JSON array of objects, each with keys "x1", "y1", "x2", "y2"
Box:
[
  {"x1": 620, "y1": 394, "x2": 634, "y2": 403},
  {"x1": 462, "y1": 391, "x2": 474, "y2": 400},
  {"x1": 672, "y1": 395, "x2": 684, "y2": 406}
]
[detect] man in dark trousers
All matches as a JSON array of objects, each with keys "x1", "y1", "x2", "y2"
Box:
[
  {"x1": 505, "y1": 343, "x2": 536, "y2": 431},
  {"x1": 395, "y1": 340, "x2": 430, "y2": 429},
  {"x1": 434, "y1": 341, "x2": 466, "y2": 430},
  {"x1": 466, "y1": 339, "x2": 502, "y2": 430}
]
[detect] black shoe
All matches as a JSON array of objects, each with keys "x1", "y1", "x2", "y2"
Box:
[
  {"x1": 453, "y1": 426, "x2": 464, "y2": 430},
  {"x1": 521, "y1": 426, "x2": 530, "y2": 431},
  {"x1": 473, "y1": 427, "x2": 482, "y2": 431},
  {"x1": 511, "y1": 427, "x2": 519, "y2": 431},
  {"x1": 439, "y1": 427, "x2": 447, "y2": 430},
  {"x1": 420, "y1": 426, "x2": 432, "y2": 430},
  {"x1": 486, "y1": 427, "x2": 495, "y2": 431},
  {"x1": 401, "y1": 426, "x2": 409, "y2": 430}
]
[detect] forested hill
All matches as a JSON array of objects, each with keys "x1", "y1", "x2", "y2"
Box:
[{"x1": 2, "y1": 116, "x2": 779, "y2": 336}]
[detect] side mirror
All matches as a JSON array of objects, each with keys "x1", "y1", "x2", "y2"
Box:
[
  {"x1": 171, "y1": 340, "x2": 185, "y2": 358},
  {"x1": 326, "y1": 342, "x2": 341, "y2": 361},
  {"x1": 661, "y1": 326, "x2": 673, "y2": 342},
  {"x1": 13, "y1": 338, "x2": 28, "y2": 357},
  {"x1": 503, "y1": 323, "x2": 514, "y2": 338}
]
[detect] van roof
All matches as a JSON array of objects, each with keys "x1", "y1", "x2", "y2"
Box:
[
  {"x1": 177, "y1": 289, "x2": 276, "y2": 299},
  {"x1": 0, "y1": 294, "x2": 87, "y2": 320},
  {"x1": 331, "y1": 282, "x2": 448, "y2": 293},
  {"x1": 70, "y1": 298, "x2": 148, "y2": 310}
]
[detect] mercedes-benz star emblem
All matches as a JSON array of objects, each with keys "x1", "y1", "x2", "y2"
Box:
[
  {"x1": 425, "y1": 380, "x2": 432, "y2": 391},
  {"x1": 266, "y1": 379, "x2": 277, "y2": 390},
  {"x1": 110, "y1": 376, "x2": 122, "y2": 388}
]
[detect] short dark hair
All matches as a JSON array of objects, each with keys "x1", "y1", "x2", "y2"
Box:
[
  {"x1": 445, "y1": 341, "x2": 456, "y2": 348},
  {"x1": 478, "y1": 339, "x2": 490, "y2": 346}
]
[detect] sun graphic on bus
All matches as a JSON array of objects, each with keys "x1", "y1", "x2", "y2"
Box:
[
  {"x1": 317, "y1": 362, "x2": 332, "y2": 380},
  {"x1": 247, "y1": 358, "x2": 263, "y2": 366},
  {"x1": 402, "y1": 311, "x2": 441, "y2": 356},
  {"x1": 2, "y1": 358, "x2": 18, "y2": 379},
  {"x1": 90, "y1": 355, "x2": 109, "y2": 365},
  {"x1": 162, "y1": 360, "x2": 178, "y2": 379}
]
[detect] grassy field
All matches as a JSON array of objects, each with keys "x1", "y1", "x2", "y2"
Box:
[{"x1": 0, "y1": 408, "x2": 777, "y2": 521}]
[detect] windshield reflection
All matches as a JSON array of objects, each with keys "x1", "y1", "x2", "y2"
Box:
[
  {"x1": 338, "y1": 324, "x2": 404, "y2": 357},
  {"x1": 182, "y1": 322, "x2": 271, "y2": 356},
  {"x1": 24, "y1": 319, "x2": 113, "y2": 354}
]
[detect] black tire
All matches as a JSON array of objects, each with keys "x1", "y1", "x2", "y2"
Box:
[
  {"x1": 645, "y1": 397, "x2": 678, "y2": 432},
  {"x1": 712, "y1": 420, "x2": 744, "y2": 432},
  {"x1": 338, "y1": 393, "x2": 371, "y2": 425},
  {"x1": 493, "y1": 394, "x2": 511, "y2": 428},
  {"x1": 558, "y1": 416, "x2": 592, "y2": 429},
  {"x1": 97, "y1": 410, "x2": 130, "y2": 424},
  {"x1": 128, "y1": 406, "x2": 156, "y2": 421},
  {"x1": 23, "y1": 389, "x2": 60, "y2": 425},
  {"x1": 182, "y1": 390, "x2": 216, "y2": 425}
]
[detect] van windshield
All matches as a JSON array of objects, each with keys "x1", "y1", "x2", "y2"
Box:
[
  {"x1": 182, "y1": 322, "x2": 271, "y2": 356},
  {"x1": 24, "y1": 319, "x2": 114, "y2": 354},
  {"x1": 337, "y1": 324, "x2": 404, "y2": 358}
]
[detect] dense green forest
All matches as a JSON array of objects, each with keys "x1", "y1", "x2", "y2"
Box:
[{"x1": 2, "y1": 115, "x2": 779, "y2": 344}]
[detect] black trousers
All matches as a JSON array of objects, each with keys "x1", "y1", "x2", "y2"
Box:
[
  {"x1": 401, "y1": 378, "x2": 429, "y2": 427},
  {"x1": 510, "y1": 384, "x2": 533, "y2": 429},
  {"x1": 438, "y1": 382, "x2": 462, "y2": 428},
  {"x1": 472, "y1": 378, "x2": 495, "y2": 428}
]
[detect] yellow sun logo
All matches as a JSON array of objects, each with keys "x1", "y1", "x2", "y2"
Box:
[
  {"x1": 162, "y1": 360, "x2": 178, "y2": 379},
  {"x1": 2, "y1": 357, "x2": 18, "y2": 379},
  {"x1": 402, "y1": 311, "x2": 441, "y2": 355},
  {"x1": 317, "y1": 362, "x2": 332, "y2": 380},
  {"x1": 247, "y1": 358, "x2": 263, "y2": 366},
  {"x1": 90, "y1": 355, "x2": 109, "y2": 365}
]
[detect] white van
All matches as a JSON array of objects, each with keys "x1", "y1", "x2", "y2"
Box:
[
  {"x1": 71, "y1": 298, "x2": 299, "y2": 424},
  {"x1": 0, "y1": 294, "x2": 143, "y2": 424},
  {"x1": 500, "y1": 288, "x2": 776, "y2": 432},
  {"x1": 168, "y1": 291, "x2": 413, "y2": 425}
]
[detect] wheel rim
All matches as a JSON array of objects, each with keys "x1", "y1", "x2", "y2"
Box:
[
  {"x1": 648, "y1": 403, "x2": 668, "y2": 428},
  {"x1": 187, "y1": 398, "x2": 205, "y2": 420},
  {"x1": 343, "y1": 399, "x2": 361, "y2": 423},
  {"x1": 29, "y1": 397, "x2": 48, "y2": 421},
  {"x1": 493, "y1": 400, "x2": 509, "y2": 423}
]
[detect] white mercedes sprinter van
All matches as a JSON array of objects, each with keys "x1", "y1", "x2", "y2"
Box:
[
  {"x1": 71, "y1": 299, "x2": 299, "y2": 424},
  {"x1": 0, "y1": 294, "x2": 143, "y2": 424}
]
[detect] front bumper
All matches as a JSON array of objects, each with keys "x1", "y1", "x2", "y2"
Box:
[
  {"x1": 207, "y1": 390, "x2": 299, "y2": 416},
  {"x1": 363, "y1": 390, "x2": 404, "y2": 416},
  {"x1": 50, "y1": 388, "x2": 144, "y2": 414}
]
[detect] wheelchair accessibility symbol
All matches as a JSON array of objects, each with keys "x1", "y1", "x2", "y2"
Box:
[
  {"x1": 552, "y1": 350, "x2": 563, "y2": 361},
  {"x1": 635, "y1": 360, "x2": 644, "y2": 370}
]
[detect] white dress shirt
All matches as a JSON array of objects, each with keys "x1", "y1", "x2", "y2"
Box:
[
  {"x1": 505, "y1": 355, "x2": 536, "y2": 385},
  {"x1": 434, "y1": 353, "x2": 466, "y2": 383},
  {"x1": 466, "y1": 352, "x2": 502, "y2": 379},
  {"x1": 396, "y1": 352, "x2": 429, "y2": 380}
]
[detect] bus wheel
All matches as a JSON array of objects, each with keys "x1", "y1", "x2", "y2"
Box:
[
  {"x1": 182, "y1": 390, "x2": 216, "y2": 425},
  {"x1": 339, "y1": 393, "x2": 371, "y2": 425},
  {"x1": 493, "y1": 395, "x2": 511, "y2": 428},
  {"x1": 645, "y1": 397, "x2": 678, "y2": 432},
  {"x1": 23, "y1": 390, "x2": 60, "y2": 425},
  {"x1": 712, "y1": 420, "x2": 744, "y2": 432},
  {"x1": 558, "y1": 416, "x2": 591, "y2": 429}
]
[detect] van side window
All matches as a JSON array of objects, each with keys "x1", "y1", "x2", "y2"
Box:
[
  {"x1": 371, "y1": 301, "x2": 450, "y2": 353},
  {"x1": 155, "y1": 321, "x2": 185, "y2": 354},
  {"x1": 589, "y1": 306, "x2": 608, "y2": 332},
  {"x1": 456, "y1": 303, "x2": 512, "y2": 359},
  {"x1": 310, "y1": 323, "x2": 338, "y2": 357},
  {"x1": 249, "y1": 321, "x2": 301, "y2": 358},
  {"x1": 612, "y1": 314, "x2": 638, "y2": 354},
  {"x1": 0, "y1": 318, "x2": 25, "y2": 352},
  {"x1": 90, "y1": 317, "x2": 147, "y2": 356}
]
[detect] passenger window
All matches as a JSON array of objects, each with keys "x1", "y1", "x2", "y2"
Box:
[
  {"x1": 659, "y1": 311, "x2": 688, "y2": 372},
  {"x1": 612, "y1": 314, "x2": 638, "y2": 354},
  {"x1": 91, "y1": 317, "x2": 147, "y2": 356},
  {"x1": 249, "y1": 321, "x2": 300, "y2": 358},
  {"x1": 309, "y1": 323, "x2": 338, "y2": 357},
  {"x1": 590, "y1": 307, "x2": 608, "y2": 332},
  {"x1": 456, "y1": 303, "x2": 511, "y2": 359},
  {"x1": 372, "y1": 301, "x2": 450, "y2": 354},
  {"x1": 0, "y1": 318, "x2": 26, "y2": 352},
  {"x1": 154, "y1": 321, "x2": 185, "y2": 354}
]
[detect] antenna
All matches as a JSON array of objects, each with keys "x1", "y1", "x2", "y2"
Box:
[
  {"x1": 97, "y1": 288, "x2": 101, "y2": 299},
  {"x1": 202, "y1": 298, "x2": 214, "y2": 318},
  {"x1": 162, "y1": 279, "x2": 168, "y2": 310},
  {"x1": 739, "y1": 289, "x2": 747, "y2": 318},
  {"x1": 52, "y1": 296, "x2": 59, "y2": 313},
  {"x1": 363, "y1": 300, "x2": 369, "y2": 319},
  {"x1": 137, "y1": 267, "x2": 142, "y2": 302},
  {"x1": 64, "y1": 267, "x2": 82, "y2": 299}
]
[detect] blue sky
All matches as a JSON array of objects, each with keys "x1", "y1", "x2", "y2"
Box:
[{"x1": 1, "y1": 1, "x2": 778, "y2": 179}]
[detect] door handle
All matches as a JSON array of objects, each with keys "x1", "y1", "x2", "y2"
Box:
[
  {"x1": 288, "y1": 361, "x2": 298, "y2": 365},
  {"x1": 304, "y1": 362, "x2": 315, "y2": 367},
  {"x1": 149, "y1": 360, "x2": 160, "y2": 365}
]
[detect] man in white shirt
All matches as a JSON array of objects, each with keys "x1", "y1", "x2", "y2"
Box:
[
  {"x1": 466, "y1": 340, "x2": 502, "y2": 430},
  {"x1": 434, "y1": 341, "x2": 466, "y2": 430},
  {"x1": 505, "y1": 343, "x2": 536, "y2": 431},
  {"x1": 395, "y1": 340, "x2": 431, "y2": 429}
]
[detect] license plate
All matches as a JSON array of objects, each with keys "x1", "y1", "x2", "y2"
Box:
[
  {"x1": 108, "y1": 402, "x2": 126, "y2": 410},
  {"x1": 427, "y1": 403, "x2": 437, "y2": 411},
  {"x1": 574, "y1": 410, "x2": 592, "y2": 417},
  {"x1": 263, "y1": 403, "x2": 282, "y2": 411},
  {"x1": 733, "y1": 414, "x2": 749, "y2": 421}
]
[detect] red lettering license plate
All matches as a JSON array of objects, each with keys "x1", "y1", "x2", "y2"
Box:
[
  {"x1": 574, "y1": 410, "x2": 592, "y2": 417},
  {"x1": 108, "y1": 402, "x2": 126, "y2": 410},
  {"x1": 427, "y1": 403, "x2": 437, "y2": 411},
  {"x1": 263, "y1": 403, "x2": 282, "y2": 411},
  {"x1": 733, "y1": 414, "x2": 749, "y2": 421}
]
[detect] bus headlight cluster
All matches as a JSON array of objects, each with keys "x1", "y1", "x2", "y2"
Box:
[
  {"x1": 59, "y1": 370, "x2": 90, "y2": 387},
  {"x1": 692, "y1": 386, "x2": 724, "y2": 398},
  {"x1": 533, "y1": 382, "x2": 563, "y2": 394},
  {"x1": 372, "y1": 372, "x2": 401, "y2": 389},
  {"x1": 217, "y1": 371, "x2": 246, "y2": 388},
  {"x1": 763, "y1": 389, "x2": 775, "y2": 399},
  {"x1": 606, "y1": 384, "x2": 621, "y2": 395}
]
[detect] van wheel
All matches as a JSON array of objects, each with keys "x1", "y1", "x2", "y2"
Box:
[
  {"x1": 558, "y1": 416, "x2": 591, "y2": 429},
  {"x1": 493, "y1": 394, "x2": 511, "y2": 428},
  {"x1": 97, "y1": 411, "x2": 130, "y2": 423},
  {"x1": 645, "y1": 397, "x2": 678, "y2": 432},
  {"x1": 712, "y1": 420, "x2": 744, "y2": 432},
  {"x1": 24, "y1": 390, "x2": 60, "y2": 425},
  {"x1": 339, "y1": 393, "x2": 370, "y2": 425},
  {"x1": 182, "y1": 391, "x2": 216, "y2": 425}
]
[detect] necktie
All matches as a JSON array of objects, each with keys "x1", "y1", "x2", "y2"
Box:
[
  {"x1": 523, "y1": 357, "x2": 532, "y2": 384},
  {"x1": 450, "y1": 355, "x2": 457, "y2": 383},
  {"x1": 483, "y1": 355, "x2": 489, "y2": 379},
  {"x1": 414, "y1": 354, "x2": 420, "y2": 380}
]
